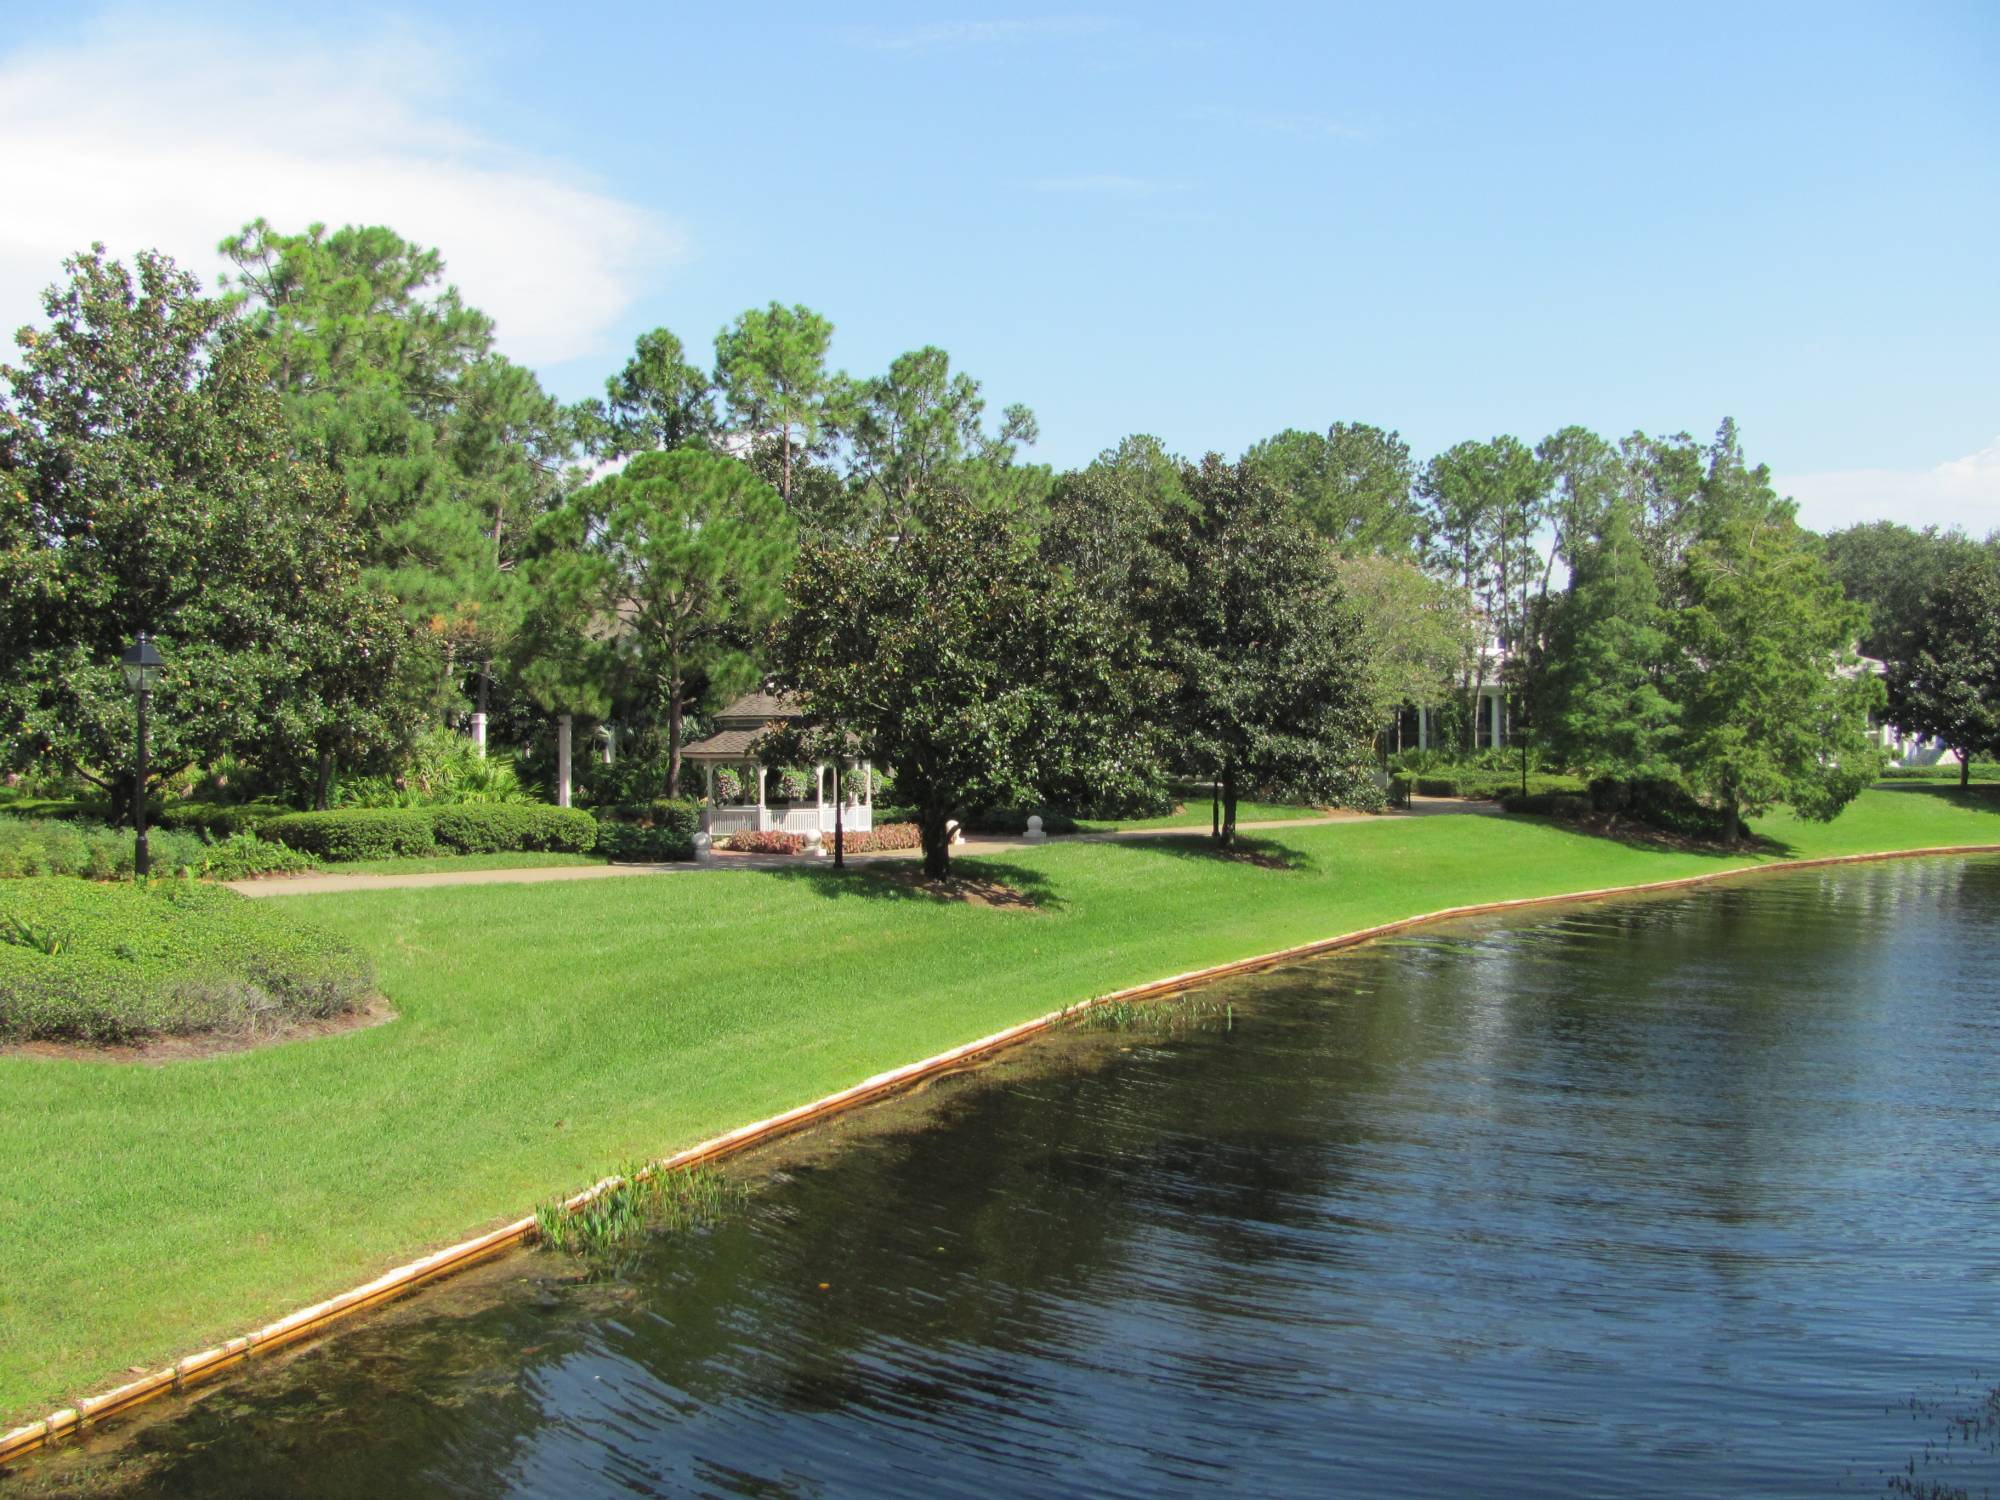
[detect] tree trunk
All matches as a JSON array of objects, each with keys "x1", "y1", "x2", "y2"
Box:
[
  {"x1": 1220, "y1": 758, "x2": 1239, "y2": 847},
  {"x1": 314, "y1": 747, "x2": 335, "y2": 812},
  {"x1": 557, "y1": 715, "x2": 574, "y2": 809},
  {"x1": 832, "y1": 760, "x2": 845, "y2": 869},
  {"x1": 667, "y1": 683, "x2": 684, "y2": 799},
  {"x1": 1961, "y1": 752, "x2": 1971, "y2": 789},
  {"x1": 920, "y1": 802, "x2": 952, "y2": 880}
]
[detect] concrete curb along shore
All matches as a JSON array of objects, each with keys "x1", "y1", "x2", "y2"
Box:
[{"x1": 6, "y1": 839, "x2": 1998, "y2": 1466}]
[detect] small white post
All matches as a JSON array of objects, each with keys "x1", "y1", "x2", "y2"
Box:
[
  {"x1": 816, "y1": 762, "x2": 826, "y2": 831},
  {"x1": 1490, "y1": 691, "x2": 1503, "y2": 750},
  {"x1": 1024, "y1": 814, "x2": 1046, "y2": 842},
  {"x1": 470, "y1": 712, "x2": 488, "y2": 759},
  {"x1": 692, "y1": 832, "x2": 713, "y2": 864},
  {"x1": 556, "y1": 714, "x2": 573, "y2": 809}
]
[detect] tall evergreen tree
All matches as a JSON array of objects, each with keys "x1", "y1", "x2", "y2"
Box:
[
  {"x1": 1538, "y1": 499, "x2": 1678, "y2": 784},
  {"x1": 1243, "y1": 421, "x2": 1420, "y2": 556},
  {"x1": 590, "y1": 326, "x2": 716, "y2": 457},
  {"x1": 533, "y1": 449, "x2": 794, "y2": 796},
  {"x1": 714, "y1": 303, "x2": 836, "y2": 507},
  {"x1": 1670, "y1": 425, "x2": 1880, "y2": 837}
]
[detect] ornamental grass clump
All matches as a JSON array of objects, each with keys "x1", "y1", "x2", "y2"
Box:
[
  {"x1": 535, "y1": 1164, "x2": 739, "y2": 1258},
  {"x1": 0, "y1": 879, "x2": 372, "y2": 1044}
]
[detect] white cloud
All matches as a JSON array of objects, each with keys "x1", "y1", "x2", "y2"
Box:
[
  {"x1": 1778, "y1": 438, "x2": 2000, "y2": 537},
  {"x1": 848, "y1": 16, "x2": 1110, "y2": 50},
  {"x1": 0, "y1": 18, "x2": 677, "y2": 368},
  {"x1": 1029, "y1": 174, "x2": 1189, "y2": 195}
]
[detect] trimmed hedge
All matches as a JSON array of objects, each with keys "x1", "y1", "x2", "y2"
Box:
[
  {"x1": 1498, "y1": 791, "x2": 1595, "y2": 820},
  {"x1": 263, "y1": 805, "x2": 601, "y2": 862},
  {"x1": 261, "y1": 809, "x2": 438, "y2": 861},
  {"x1": 1409, "y1": 771, "x2": 1586, "y2": 801},
  {"x1": 429, "y1": 805, "x2": 597, "y2": 855},
  {"x1": 1879, "y1": 762, "x2": 1999, "y2": 781},
  {"x1": 0, "y1": 879, "x2": 372, "y2": 1043}
]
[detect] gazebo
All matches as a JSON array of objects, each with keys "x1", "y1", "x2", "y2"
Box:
[{"x1": 681, "y1": 691, "x2": 874, "y2": 836}]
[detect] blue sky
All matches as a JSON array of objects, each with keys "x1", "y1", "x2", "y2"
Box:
[{"x1": 3, "y1": 2, "x2": 1995, "y2": 530}]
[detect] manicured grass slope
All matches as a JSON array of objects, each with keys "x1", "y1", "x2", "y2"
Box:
[{"x1": 2, "y1": 785, "x2": 1996, "y2": 1421}]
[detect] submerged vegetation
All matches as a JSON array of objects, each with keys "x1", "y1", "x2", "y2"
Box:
[{"x1": 1066, "y1": 993, "x2": 1236, "y2": 1034}]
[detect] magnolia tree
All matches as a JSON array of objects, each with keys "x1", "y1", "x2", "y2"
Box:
[{"x1": 769, "y1": 486, "x2": 1155, "y2": 879}]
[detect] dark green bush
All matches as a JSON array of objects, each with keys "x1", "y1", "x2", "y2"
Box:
[
  {"x1": 0, "y1": 879, "x2": 372, "y2": 1043},
  {"x1": 1587, "y1": 777, "x2": 1743, "y2": 840},
  {"x1": 262, "y1": 809, "x2": 438, "y2": 861},
  {"x1": 1499, "y1": 791, "x2": 1594, "y2": 820},
  {"x1": 154, "y1": 800, "x2": 289, "y2": 837},
  {"x1": 960, "y1": 807, "x2": 1081, "y2": 836},
  {"x1": 596, "y1": 823, "x2": 694, "y2": 862},
  {"x1": 429, "y1": 804, "x2": 598, "y2": 854}
]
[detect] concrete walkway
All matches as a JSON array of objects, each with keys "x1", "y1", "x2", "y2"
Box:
[{"x1": 228, "y1": 803, "x2": 1490, "y2": 898}]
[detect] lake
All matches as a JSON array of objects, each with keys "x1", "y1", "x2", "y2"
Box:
[{"x1": 18, "y1": 856, "x2": 2000, "y2": 1498}]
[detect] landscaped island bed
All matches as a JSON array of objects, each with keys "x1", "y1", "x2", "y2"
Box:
[{"x1": 2, "y1": 785, "x2": 1997, "y2": 1426}]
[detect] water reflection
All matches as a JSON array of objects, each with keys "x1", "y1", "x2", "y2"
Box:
[{"x1": 17, "y1": 858, "x2": 2000, "y2": 1499}]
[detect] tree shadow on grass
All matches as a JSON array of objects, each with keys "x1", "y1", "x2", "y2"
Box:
[
  {"x1": 1867, "y1": 780, "x2": 2000, "y2": 811},
  {"x1": 754, "y1": 857, "x2": 1068, "y2": 912},
  {"x1": 1097, "y1": 831, "x2": 1322, "y2": 874},
  {"x1": 1499, "y1": 809, "x2": 1801, "y2": 862}
]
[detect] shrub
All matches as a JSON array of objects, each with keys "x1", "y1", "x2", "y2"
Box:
[
  {"x1": 828, "y1": 822, "x2": 921, "y2": 853},
  {"x1": 155, "y1": 800, "x2": 288, "y2": 837},
  {"x1": 429, "y1": 805, "x2": 598, "y2": 855},
  {"x1": 1587, "y1": 777, "x2": 1743, "y2": 840},
  {"x1": 724, "y1": 829, "x2": 807, "y2": 854},
  {"x1": 184, "y1": 833, "x2": 317, "y2": 880},
  {"x1": 960, "y1": 807, "x2": 1081, "y2": 836},
  {"x1": 596, "y1": 823, "x2": 694, "y2": 862},
  {"x1": 1499, "y1": 791, "x2": 1594, "y2": 820},
  {"x1": 1879, "y1": 762, "x2": 1999, "y2": 781},
  {"x1": 0, "y1": 816, "x2": 297, "y2": 880},
  {"x1": 261, "y1": 809, "x2": 438, "y2": 861},
  {"x1": 0, "y1": 879, "x2": 372, "y2": 1043}
]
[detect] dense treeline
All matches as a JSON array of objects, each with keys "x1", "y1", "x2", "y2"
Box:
[{"x1": 3, "y1": 224, "x2": 1995, "y2": 876}]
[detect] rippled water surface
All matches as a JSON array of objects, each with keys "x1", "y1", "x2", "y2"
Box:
[{"x1": 19, "y1": 858, "x2": 2000, "y2": 1499}]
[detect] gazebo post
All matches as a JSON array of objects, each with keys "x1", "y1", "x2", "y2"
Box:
[
  {"x1": 756, "y1": 764, "x2": 768, "y2": 832},
  {"x1": 815, "y1": 763, "x2": 826, "y2": 831},
  {"x1": 702, "y1": 763, "x2": 715, "y2": 833}
]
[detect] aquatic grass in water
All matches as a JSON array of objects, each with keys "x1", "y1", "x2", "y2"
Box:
[
  {"x1": 1065, "y1": 993, "x2": 1234, "y2": 1034},
  {"x1": 536, "y1": 1164, "x2": 740, "y2": 1259}
]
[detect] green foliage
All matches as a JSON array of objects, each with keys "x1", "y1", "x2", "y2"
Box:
[
  {"x1": 1243, "y1": 421, "x2": 1420, "y2": 556},
  {"x1": 714, "y1": 302, "x2": 836, "y2": 506},
  {"x1": 1823, "y1": 520, "x2": 1990, "y2": 664},
  {"x1": 1670, "y1": 424, "x2": 1881, "y2": 831},
  {"x1": 1149, "y1": 456, "x2": 1380, "y2": 842},
  {"x1": 1887, "y1": 553, "x2": 2000, "y2": 784},
  {"x1": 770, "y1": 485, "x2": 1154, "y2": 877},
  {"x1": 528, "y1": 449, "x2": 794, "y2": 796},
  {"x1": 594, "y1": 799, "x2": 699, "y2": 862},
  {"x1": 428, "y1": 805, "x2": 597, "y2": 855},
  {"x1": 0, "y1": 246, "x2": 398, "y2": 804},
  {"x1": 1537, "y1": 497, "x2": 1679, "y2": 783},
  {"x1": 262, "y1": 809, "x2": 439, "y2": 861},
  {"x1": 154, "y1": 801, "x2": 289, "y2": 837},
  {"x1": 332, "y1": 729, "x2": 534, "y2": 808},
  {"x1": 843, "y1": 344, "x2": 1039, "y2": 531},
  {"x1": 0, "y1": 817, "x2": 310, "y2": 881},
  {"x1": 589, "y1": 326, "x2": 716, "y2": 457},
  {"x1": 0, "y1": 878, "x2": 370, "y2": 1042}
]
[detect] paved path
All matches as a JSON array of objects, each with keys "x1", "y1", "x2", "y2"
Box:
[{"x1": 228, "y1": 802, "x2": 1491, "y2": 898}]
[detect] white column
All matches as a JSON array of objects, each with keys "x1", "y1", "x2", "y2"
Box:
[
  {"x1": 865, "y1": 762, "x2": 874, "y2": 812},
  {"x1": 1490, "y1": 692, "x2": 1503, "y2": 750},
  {"x1": 470, "y1": 713, "x2": 488, "y2": 759},
  {"x1": 556, "y1": 714, "x2": 573, "y2": 809},
  {"x1": 756, "y1": 765, "x2": 768, "y2": 832},
  {"x1": 702, "y1": 763, "x2": 714, "y2": 831},
  {"x1": 816, "y1": 763, "x2": 827, "y2": 830},
  {"x1": 1417, "y1": 706, "x2": 1428, "y2": 751}
]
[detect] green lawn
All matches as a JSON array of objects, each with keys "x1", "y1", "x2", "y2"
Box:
[
  {"x1": 1073, "y1": 798, "x2": 1334, "y2": 832},
  {"x1": 2, "y1": 784, "x2": 1998, "y2": 1424},
  {"x1": 311, "y1": 850, "x2": 609, "y2": 877}
]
